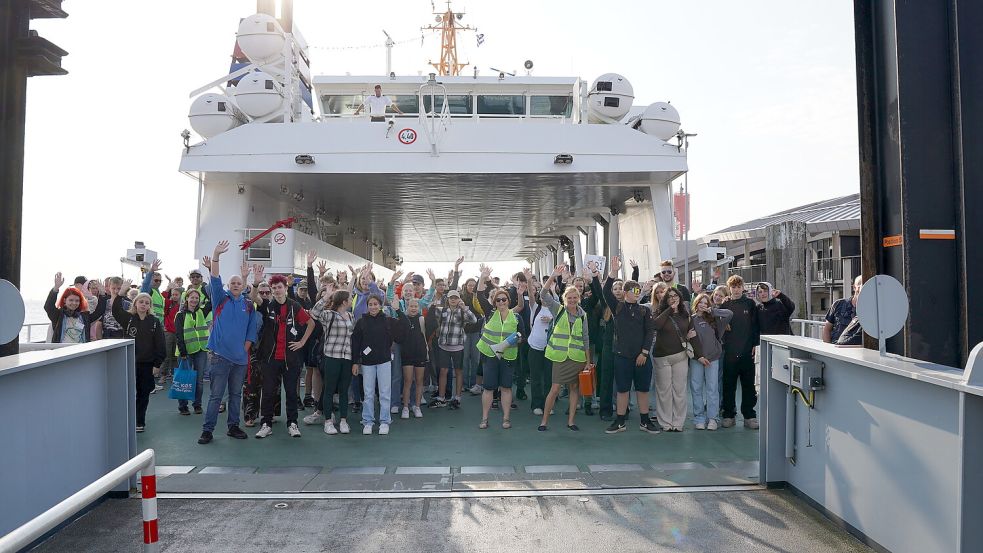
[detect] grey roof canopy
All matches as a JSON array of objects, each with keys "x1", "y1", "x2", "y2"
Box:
[{"x1": 704, "y1": 193, "x2": 860, "y2": 243}]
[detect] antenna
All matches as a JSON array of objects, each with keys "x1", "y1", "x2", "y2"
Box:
[
  {"x1": 382, "y1": 30, "x2": 394, "y2": 75},
  {"x1": 421, "y1": 0, "x2": 476, "y2": 76}
]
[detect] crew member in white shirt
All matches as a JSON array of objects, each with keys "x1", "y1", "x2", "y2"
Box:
[{"x1": 354, "y1": 85, "x2": 403, "y2": 122}]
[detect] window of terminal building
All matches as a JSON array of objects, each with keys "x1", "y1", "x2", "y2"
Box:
[
  {"x1": 530, "y1": 95, "x2": 573, "y2": 117},
  {"x1": 476, "y1": 95, "x2": 526, "y2": 116}
]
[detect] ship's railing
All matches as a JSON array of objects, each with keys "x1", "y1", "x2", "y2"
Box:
[
  {"x1": 20, "y1": 322, "x2": 50, "y2": 343},
  {"x1": 0, "y1": 449, "x2": 160, "y2": 553},
  {"x1": 791, "y1": 318, "x2": 825, "y2": 339}
]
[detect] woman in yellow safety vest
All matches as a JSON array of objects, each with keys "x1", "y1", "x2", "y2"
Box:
[
  {"x1": 175, "y1": 289, "x2": 213, "y2": 415},
  {"x1": 538, "y1": 274, "x2": 593, "y2": 432},
  {"x1": 475, "y1": 265, "x2": 526, "y2": 429}
]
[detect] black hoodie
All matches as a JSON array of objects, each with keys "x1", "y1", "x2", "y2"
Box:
[
  {"x1": 112, "y1": 296, "x2": 166, "y2": 366},
  {"x1": 756, "y1": 284, "x2": 795, "y2": 336},
  {"x1": 721, "y1": 295, "x2": 759, "y2": 359},
  {"x1": 351, "y1": 309, "x2": 405, "y2": 366}
]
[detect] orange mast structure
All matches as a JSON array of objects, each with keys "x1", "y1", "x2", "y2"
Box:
[{"x1": 421, "y1": 1, "x2": 476, "y2": 76}]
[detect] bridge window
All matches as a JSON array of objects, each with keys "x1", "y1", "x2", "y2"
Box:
[
  {"x1": 530, "y1": 95, "x2": 573, "y2": 117},
  {"x1": 388, "y1": 94, "x2": 420, "y2": 115},
  {"x1": 476, "y1": 95, "x2": 526, "y2": 116},
  {"x1": 320, "y1": 94, "x2": 363, "y2": 115},
  {"x1": 422, "y1": 94, "x2": 473, "y2": 115}
]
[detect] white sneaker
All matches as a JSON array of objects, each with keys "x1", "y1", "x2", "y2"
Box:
[
  {"x1": 533, "y1": 408, "x2": 544, "y2": 416},
  {"x1": 469, "y1": 384, "x2": 483, "y2": 395},
  {"x1": 324, "y1": 420, "x2": 338, "y2": 435},
  {"x1": 339, "y1": 419, "x2": 350, "y2": 434},
  {"x1": 401, "y1": 407, "x2": 410, "y2": 419},
  {"x1": 695, "y1": 421, "x2": 706, "y2": 430},
  {"x1": 255, "y1": 424, "x2": 273, "y2": 438},
  {"x1": 379, "y1": 423, "x2": 390, "y2": 435},
  {"x1": 288, "y1": 422, "x2": 301, "y2": 437},
  {"x1": 303, "y1": 411, "x2": 323, "y2": 425},
  {"x1": 412, "y1": 406, "x2": 423, "y2": 418},
  {"x1": 707, "y1": 419, "x2": 719, "y2": 431},
  {"x1": 362, "y1": 424, "x2": 373, "y2": 435},
  {"x1": 391, "y1": 405, "x2": 401, "y2": 414}
]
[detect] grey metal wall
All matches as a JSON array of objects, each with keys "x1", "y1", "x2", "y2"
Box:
[
  {"x1": 0, "y1": 341, "x2": 135, "y2": 536},
  {"x1": 761, "y1": 336, "x2": 983, "y2": 552}
]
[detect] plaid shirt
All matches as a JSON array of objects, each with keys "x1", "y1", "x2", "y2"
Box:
[
  {"x1": 309, "y1": 299, "x2": 354, "y2": 360},
  {"x1": 432, "y1": 305, "x2": 477, "y2": 349}
]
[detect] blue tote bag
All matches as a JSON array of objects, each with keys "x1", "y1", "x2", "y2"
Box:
[{"x1": 168, "y1": 358, "x2": 196, "y2": 401}]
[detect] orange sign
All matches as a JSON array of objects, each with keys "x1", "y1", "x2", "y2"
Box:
[
  {"x1": 882, "y1": 235, "x2": 902, "y2": 248},
  {"x1": 919, "y1": 229, "x2": 956, "y2": 240}
]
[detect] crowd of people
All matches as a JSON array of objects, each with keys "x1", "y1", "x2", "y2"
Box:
[{"x1": 44, "y1": 239, "x2": 810, "y2": 443}]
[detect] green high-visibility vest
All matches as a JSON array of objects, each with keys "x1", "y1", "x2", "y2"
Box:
[
  {"x1": 477, "y1": 311, "x2": 519, "y2": 360},
  {"x1": 177, "y1": 309, "x2": 211, "y2": 356},
  {"x1": 545, "y1": 309, "x2": 587, "y2": 363},
  {"x1": 151, "y1": 289, "x2": 165, "y2": 322}
]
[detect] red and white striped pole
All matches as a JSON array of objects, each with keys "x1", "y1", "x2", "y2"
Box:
[{"x1": 140, "y1": 453, "x2": 160, "y2": 552}]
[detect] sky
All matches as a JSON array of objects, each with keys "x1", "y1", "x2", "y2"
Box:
[{"x1": 19, "y1": 0, "x2": 859, "y2": 305}]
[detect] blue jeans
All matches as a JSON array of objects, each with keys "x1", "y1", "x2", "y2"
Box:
[
  {"x1": 391, "y1": 344, "x2": 403, "y2": 408},
  {"x1": 178, "y1": 351, "x2": 208, "y2": 410},
  {"x1": 463, "y1": 331, "x2": 481, "y2": 388},
  {"x1": 690, "y1": 357, "x2": 720, "y2": 425},
  {"x1": 202, "y1": 354, "x2": 246, "y2": 433},
  {"x1": 361, "y1": 361, "x2": 392, "y2": 426}
]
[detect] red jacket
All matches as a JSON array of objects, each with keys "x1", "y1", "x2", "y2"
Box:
[{"x1": 163, "y1": 291, "x2": 181, "y2": 333}]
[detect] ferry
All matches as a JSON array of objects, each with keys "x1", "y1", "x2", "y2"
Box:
[
  {"x1": 7, "y1": 2, "x2": 980, "y2": 552},
  {"x1": 179, "y1": 2, "x2": 688, "y2": 279}
]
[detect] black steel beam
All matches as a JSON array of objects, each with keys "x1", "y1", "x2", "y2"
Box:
[
  {"x1": 0, "y1": 0, "x2": 31, "y2": 357},
  {"x1": 0, "y1": 0, "x2": 66, "y2": 357},
  {"x1": 854, "y1": 0, "x2": 980, "y2": 366}
]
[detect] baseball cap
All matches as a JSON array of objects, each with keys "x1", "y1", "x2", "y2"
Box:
[
  {"x1": 297, "y1": 281, "x2": 308, "y2": 289},
  {"x1": 73, "y1": 276, "x2": 87, "y2": 285},
  {"x1": 447, "y1": 290, "x2": 461, "y2": 298},
  {"x1": 189, "y1": 269, "x2": 202, "y2": 277},
  {"x1": 412, "y1": 274, "x2": 425, "y2": 284}
]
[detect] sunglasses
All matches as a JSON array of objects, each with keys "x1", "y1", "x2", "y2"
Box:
[
  {"x1": 660, "y1": 270, "x2": 673, "y2": 275},
  {"x1": 627, "y1": 287, "x2": 641, "y2": 294},
  {"x1": 259, "y1": 291, "x2": 271, "y2": 296},
  {"x1": 494, "y1": 297, "x2": 509, "y2": 303}
]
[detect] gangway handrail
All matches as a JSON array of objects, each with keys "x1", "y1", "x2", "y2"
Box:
[
  {"x1": 791, "y1": 318, "x2": 825, "y2": 339},
  {"x1": 0, "y1": 449, "x2": 159, "y2": 553}
]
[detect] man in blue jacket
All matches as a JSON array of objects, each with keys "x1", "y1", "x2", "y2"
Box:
[{"x1": 198, "y1": 240, "x2": 258, "y2": 445}]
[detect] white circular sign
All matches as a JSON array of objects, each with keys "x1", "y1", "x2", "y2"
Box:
[
  {"x1": 398, "y1": 128, "x2": 417, "y2": 144},
  {"x1": 0, "y1": 279, "x2": 26, "y2": 344},
  {"x1": 856, "y1": 274, "x2": 908, "y2": 340}
]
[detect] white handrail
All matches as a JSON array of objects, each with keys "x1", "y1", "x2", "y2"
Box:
[
  {"x1": 0, "y1": 449, "x2": 159, "y2": 553},
  {"x1": 791, "y1": 318, "x2": 825, "y2": 339}
]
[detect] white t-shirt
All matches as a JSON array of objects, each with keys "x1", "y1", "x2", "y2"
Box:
[
  {"x1": 365, "y1": 95, "x2": 392, "y2": 116},
  {"x1": 527, "y1": 304, "x2": 554, "y2": 351}
]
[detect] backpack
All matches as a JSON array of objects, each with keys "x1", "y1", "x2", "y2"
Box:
[{"x1": 213, "y1": 292, "x2": 255, "y2": 320}]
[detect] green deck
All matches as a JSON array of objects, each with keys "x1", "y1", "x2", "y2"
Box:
[{"x1": 138, "y1": 382, "x2": 759, "y2": 493}]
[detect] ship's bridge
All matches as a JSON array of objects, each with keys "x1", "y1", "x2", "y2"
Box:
[
  {"x1": 315, "y1": 75, "x2": 583, "y2": 122},
  {"x1": 183, "y1": 75, "x2": 687, "y2": 273}
]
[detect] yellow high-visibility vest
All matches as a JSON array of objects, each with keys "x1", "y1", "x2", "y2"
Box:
[
  {"x1": 545, "y1": 309, "x2": 587, "y2": 363},
  {"x1": 476, "y1": 310, "x2": 519, "y2": 360}
]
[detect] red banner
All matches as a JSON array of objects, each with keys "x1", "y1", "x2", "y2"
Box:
[{"x1": 673, "y1": 191, "x2": 689, "y2": 239}]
